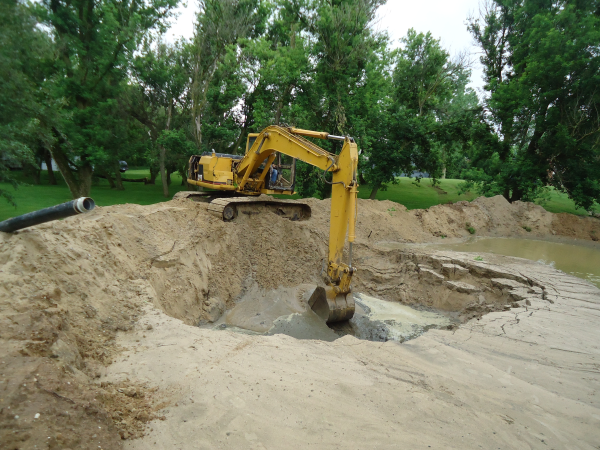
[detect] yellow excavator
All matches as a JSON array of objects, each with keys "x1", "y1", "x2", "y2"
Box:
[{"x1": 182, "y1": 125, "x2": 358, "y2": 323}]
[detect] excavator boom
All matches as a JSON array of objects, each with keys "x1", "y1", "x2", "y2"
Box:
[{"x1": 187, "y1": 125, "x2": 359, "y2": 323}]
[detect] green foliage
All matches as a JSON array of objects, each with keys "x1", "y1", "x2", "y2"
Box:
[
  {"x1": 467, "y1": 0, "x2": 600, "y2": 211},
  {"x1": 310, "y1": 0, "x2": 385, "y2": 134},
  {"x1": 39, "y1": 0, "x2": 180, "y2": 198},
  {"x1": 4, "y1": 0, "x2": 597, "y2": 218},
  {"x1": 131, "y1": 38, "x2": 193, "y2": 196},
  {"x1": 294, "y1": 161, "x2": 322, "y2": 198},
  {"x1": 201, "y1": 44, "x2": 249, "y2": 153},
  {"x1": 364, "y1": 28, "x2": 477, "y2": 199},
  {"x1": 191, "y1": 0, "x2": 269, "y2": 147},
  {"x1": 0, "y1": 0, "x2": 53, "y2": 205}
]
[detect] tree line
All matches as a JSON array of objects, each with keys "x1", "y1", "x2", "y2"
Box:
[{"x1": 1, "y1": 0, "x2": 598, "y2": 210}]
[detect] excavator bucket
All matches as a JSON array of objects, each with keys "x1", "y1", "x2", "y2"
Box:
[{"x1": 307, "y1": 286, "x2": 355, "y2": 323}]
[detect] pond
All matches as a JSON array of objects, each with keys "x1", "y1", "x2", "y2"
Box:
[{"x1": 431, "y1": 237, "x2": 600, "y2": 288}]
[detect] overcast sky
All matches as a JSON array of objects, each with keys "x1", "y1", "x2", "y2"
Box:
[{"x1": 165, "y1": 0, "x2": 485, "y2": 92}]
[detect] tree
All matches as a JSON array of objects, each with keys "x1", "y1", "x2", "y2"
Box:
[
  {"x1": 191, "y1": 0, "x2": 269, "y2": 148},
  {"x1": 289, "y1": 0, "x2": 387, "y2": 198},
  {"x1": 467, "y1": 0, "x2": 600, "y2": 209},
  {"x1": 309, "y1": 0, "x2": 385, "y2": 134},
  {"x1": 131, "y1": 39, "x2": 192, "y2": 197},
  {"x1": 435, "y1": 70, "x2": 480, "y2": 179},
  {"x1": 366, "y1": 29, "x2": 471, "y2": 198},
  {"x1": 200, "y1": 44, "x2": 249, "y2": 154},
  {"x1": 240, "y1": 3, "x2": 312, "y2": 131},
  {"x1": 0, "y1": 0, "x2": 54, "y2": 205},
  {"x1": 41, "y1": 0, "x2": 179, "y2": 199}
]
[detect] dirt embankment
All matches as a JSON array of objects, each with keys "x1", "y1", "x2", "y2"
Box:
[
  {"x1": 353, "y1": 194, "x2": 599, "y2": 242},
  {"x1": 0, "y1": 195, "x2": 598, "y2": 448}
]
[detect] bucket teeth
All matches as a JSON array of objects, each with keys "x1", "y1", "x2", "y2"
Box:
[{"x1": 308, "y1": 286, "x2": 355, "y2": 323}]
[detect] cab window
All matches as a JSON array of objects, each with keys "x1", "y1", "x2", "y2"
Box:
[{"x1": 247, "y1": 136, "x2": 257, "y2": 151}]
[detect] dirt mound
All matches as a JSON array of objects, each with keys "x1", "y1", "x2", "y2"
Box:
[
  {"x1": 354, "y1": 194, "x2": 598, "y2": 243},
  {"x1": 0, "y1": 194, "x2": 598, "y2": 448}
]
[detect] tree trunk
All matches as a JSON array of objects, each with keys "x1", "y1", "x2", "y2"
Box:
[
  {"x1": 25, "y1": 161, "x2": 41, "y2": 185},
  {"x1": 159, "y1": 100, "x2": 173, "y2": 198},
  {"x1": 369, "y1": 181, "x2": 382, "y2": 200},
  {"x1": 441, "y1": 166, "x2": 447, "y2": 179},
  {"x1": 114, "y1": 166, "x2": 124, "y2": 190},
  {"x1": 76, "y1": 163, "x2": 93, "y2": 197},
  {"x1": 509, "y1": 186, "x2": 523, "y2": 203},
  {"x1": 159, "y1": 145, "x2": 169, "y2": 197},
  {"x1": 149, "y1": 166, "x2": 158, "y2": 184},
  {"x1": 106, "y1": 174, "x2": 116, "y2": 189},
  {"x1": 273, "y1": 27, "x2": 296, "y2": 127},
  {"x1": 274, "y1": 100, "x2": 284, "y2": 125},
  {"x1": 231, "y1": 115, "x2": 250, "y2": 154},
  {"x1": 50, "y1": 135, "x2": 93, "y2": 198},
  {"x1": 44, "y1": 149, "x2": 57, "y2": 185}
]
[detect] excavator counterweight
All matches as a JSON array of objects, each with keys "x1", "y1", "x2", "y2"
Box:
[{"x1": 186, "y1": 125, "x2": 359, "y2": 323}]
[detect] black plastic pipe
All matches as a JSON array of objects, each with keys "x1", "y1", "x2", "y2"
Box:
[{"x1": 0, "y1": 197, "x2": 96, "y2": 233}]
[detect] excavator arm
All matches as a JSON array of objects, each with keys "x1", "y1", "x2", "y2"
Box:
[
  {"x1": 233, "y1": 126, "x2": 359, "y2": 322},
  {"x1": 186, "y1": 125, "x2": 359, "y2": 322}
]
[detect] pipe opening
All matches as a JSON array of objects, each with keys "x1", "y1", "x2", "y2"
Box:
[{"x1": 75, "y1": 197, "x2": 96, "y2": 213}]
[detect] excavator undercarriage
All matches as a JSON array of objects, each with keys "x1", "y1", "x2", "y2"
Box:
[{"x1": 174, "y1": 192, "x2": 311, "y2": 222}]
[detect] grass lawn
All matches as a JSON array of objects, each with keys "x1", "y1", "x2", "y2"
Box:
[
  {"x1": 0, "y1": 169, "x2": 189, "y2": 222},
  {"x1": 357, "y1": 178, "x2": 599, "y2": 216},
  {"x1": 0, "y1": 170, "x2": 597, "y2": 222},
  {"x1": 357, "y1": 178, "x2": 477, "y2": 209}
]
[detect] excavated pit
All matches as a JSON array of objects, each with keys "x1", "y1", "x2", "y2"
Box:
[
  {"x1": 205, "y1": 244, "x2": 548, "y2": 344},
  {"x1": 1, "y1": 194, "x2": 599, "y2": 449}
]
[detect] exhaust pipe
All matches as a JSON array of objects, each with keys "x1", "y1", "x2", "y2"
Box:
[{"x1": 0, "y1": 197, "x2": 96, "y2": 233}]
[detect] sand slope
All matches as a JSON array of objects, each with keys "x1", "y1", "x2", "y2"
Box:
[{"x1": 0, "y1": 195, "x2": 599, "y2": 449}]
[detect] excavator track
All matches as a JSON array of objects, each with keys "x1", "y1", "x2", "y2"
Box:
[
  {"x1": 207, "y1": 196, "x2": 311, "y2": 221},
  {"x1": 174, "y1": 192, "x2": 311, "y2": 222}
]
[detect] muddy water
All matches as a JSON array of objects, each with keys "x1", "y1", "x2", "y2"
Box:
[
  {"x1": 346, "y1": 294, "x2": 453, "y2": 343},
  {"x1": 432, "y1": 237, "x2": 600, "y2": 288},
  {"x1": 263, "y1": 293, "x2": 453, "y2": 343},
  {"x1": 217, "y1": 285, "x2": 453, "y2": 343}
]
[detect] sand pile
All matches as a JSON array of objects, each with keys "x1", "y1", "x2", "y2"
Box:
[{"x1": 0, "y1": 194, "x2": 598, "y2": 448}]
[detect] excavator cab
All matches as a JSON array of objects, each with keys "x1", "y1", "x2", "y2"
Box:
[
  {"x1": 246, "y1": 134, "x2": 258, "y2": 152},
  {"x1": 246, "y1": 133, "x2": 297, "y2": 192}
]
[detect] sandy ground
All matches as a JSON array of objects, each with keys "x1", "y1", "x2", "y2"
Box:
[
  {"x1": 113, "y1": 253, "x2": 600, "y2": 450},
  {"x1": 1, "y1": 195, "x2": 599, "y2": 449}
]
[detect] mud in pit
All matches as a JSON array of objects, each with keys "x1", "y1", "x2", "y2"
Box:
[
  {"x1": 1, "y1": 194, "x2": 599, "y2": 449},
  {"x1": 212, "y1": 286, "x2": 453, "y2": 344}
]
